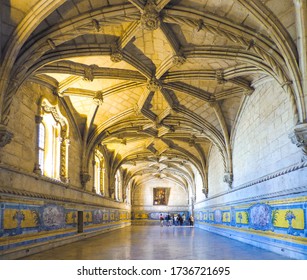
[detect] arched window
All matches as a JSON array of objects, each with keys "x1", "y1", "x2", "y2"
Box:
[
  {"x1": 36, "y1": 99, "x2": 69, "y2": 182},
  {"x1": 38, "y1": 123, "x2": 45, "y2": 172},
  {"x1": 43, "y1": 113, "x2": 61, "y2": 178},
  {"x1": 94, "y1": 155, "x2": 101, "y2": 194},
  {"x1": 93, "y1": 149, "x2": 105, "y2": 195},
  {"x1": 100, "y1": 158, "x2": 105, "y2": 195},
  {"x1": 115, "y1": 169, "x2": 122, "y2": 202},
  {"x1": 115, "y1": 170, "x2": 119, "y2": 201}
]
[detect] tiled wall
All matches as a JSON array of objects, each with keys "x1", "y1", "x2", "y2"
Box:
[
  {"x1": 132, "y1": 210, "x2": 190, "y2": 225},
  {"x1": 0, "y1": 200, "x2": 130, "y2": 255},
  {"x1": 194, "y1": 194, "x2": 307, "y2": 259},
  {"x1": 132, "y1": 211, "x2": 189, "y2": 220}
]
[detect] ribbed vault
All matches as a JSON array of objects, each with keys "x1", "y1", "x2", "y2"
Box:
[{"x1": 0, "y1": 0, "x2": 305, "y2": 201}]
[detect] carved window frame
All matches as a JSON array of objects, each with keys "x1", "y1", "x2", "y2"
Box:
[
  {"x1": 37, "y1": 98, "x2": 70, "y2": 183},
  {"x1": 93, "y1": 149, "x2": 105, "y2": 195}
]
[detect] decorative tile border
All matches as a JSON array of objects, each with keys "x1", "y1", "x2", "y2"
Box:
[
  {"x1": 195, "y1": 194, "x2": 307, "y2": 248},
  {"x1": 132, "y1": 211, "x2": 190, "y2": 220},
  {"x1": 0, "y1": 201, "x2": 131, "y2": 253}
]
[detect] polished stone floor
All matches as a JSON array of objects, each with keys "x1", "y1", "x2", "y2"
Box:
[{"x1": 21, "y1": 226, "x2": 291, "y2": 260}]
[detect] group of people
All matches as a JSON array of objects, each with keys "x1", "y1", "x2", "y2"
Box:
[{"x1": 159, "y1": 213, "x2": 194, "y2": 227}]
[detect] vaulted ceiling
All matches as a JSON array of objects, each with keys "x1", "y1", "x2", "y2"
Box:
[{"x1": 0, "y1": 0, "x2": 304, "y2": 196}]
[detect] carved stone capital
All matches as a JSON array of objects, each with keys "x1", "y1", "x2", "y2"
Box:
[
  {"x1": 140, "y1": 0, "x2": 160, "y2": 30},
  {"x1": 289, "y1": 123, "x2": 307, "y2": 161},
  {"x1": 223, "y1": 172, "x2": 233, "y2": 188},
  {"x1": 110, "y1": 44, "x2": 123, "y2": 63},
  {"x1": 0, "y1": 125, "x2": 13, "y2": 147},
  {"x1": 80, "y1": 172, "x2": 91, "y2": 188}
]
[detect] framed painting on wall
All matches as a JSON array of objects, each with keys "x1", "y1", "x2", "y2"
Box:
[{"x1": 153, "y1": 187, "x2": 170, "y2": 205}]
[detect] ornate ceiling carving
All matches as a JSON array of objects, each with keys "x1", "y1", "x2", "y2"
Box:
[{"x1": 0, "y1": 0, "x2": 304, "y2": 197}]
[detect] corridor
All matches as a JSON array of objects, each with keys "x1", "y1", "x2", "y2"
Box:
[{"x1": 21, "y1": 226, "x2": 290, "y2": 260}]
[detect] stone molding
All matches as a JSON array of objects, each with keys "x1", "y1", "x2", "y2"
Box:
[
  {"x1": 0, "y1": 185, "x2": 127, "y2": 210},
  {"x1": 195, "y1": 183, "x2": 307, "y2": 212},
  {"x1": 236, "y1": 161, "x2": 307, "y2": 190},
  {"x1": 40, "y1": 99, "x2": 70, "y2": 182},
  {"x1": 196, "y1": 161, "x2": 307, "y2": 206},
  {"x1": 0, "y1": 163, "x2": 127, "y2": 208}
]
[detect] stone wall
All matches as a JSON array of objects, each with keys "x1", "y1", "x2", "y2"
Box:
[
  {"x1": 0, "y1": 81, "x2": 131, "y2": 259},
  {"x1": 0, "y1": 193, "x2": 131, "y2": 259},
  {"x1": 194, "y1": 80, "x2": 307, "y2": 259},
  {"x1": 0, "y1": 82, "x2": 39, "y2": 172},
  {"x1": 131, "y1": 179, "x2": 189, "y2": 225},
  {"x1": 0, "y1": 81, "x2": 83, "y2": 188},
  {"x1": 232, "y1": 79, "x2": 300, "y2": 187},
  {"x1": 208, "y1": 145, "x2": 228, "y2": 196},
  {"x1": 194, "y1": 191, "x2": 307, "y2": 259},
  {"x1": 133, "y1": 181, "x2": 188, "y2": 207}
]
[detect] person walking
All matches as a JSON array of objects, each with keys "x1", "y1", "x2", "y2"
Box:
[
  {"x1": 160, "y1": 214, "x2": 164, "y2": 227},
  {"x1": 182, "y1": 213, "x2": 186, "y2": 225},
  {"x1": 178, "y1": 214, "x2": 183, "y2": 226},
  {"x1": 189, "y1": 215, "x2": 194, "y2": 226},
  {"x1": 174, "y1": 214, "x2": 178, "y2": 226}
]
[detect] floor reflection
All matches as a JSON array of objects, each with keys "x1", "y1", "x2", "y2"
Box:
[{"x1": 21, "y1": 226, "x2": 291, "y2": 260}]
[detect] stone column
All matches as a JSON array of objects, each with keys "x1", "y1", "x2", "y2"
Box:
[
  {"x1": 92, "y1": 157, "x2": 96, "y2": 193},
  {"x1": 33, "y1": 115, "x2": 43, "y2": 175},
  {"x1": 304, "y1": 202, "x2": 307, "y2": 237},
  {"x1": 190, "y1": 195, "x2": 195, "y2": 216},
  {"x1": 100, "y1": 166, "x2": 105, "y2": 196},
  {"x1": 293, "y1": 0, "x2": 307, "y2": 117},
  {"x1": 60, "y1": 137, "x2": 70, "y2": 183},
  {"x1": 109, "y1": 176, "x2": 115, "y2": 200}
]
